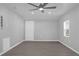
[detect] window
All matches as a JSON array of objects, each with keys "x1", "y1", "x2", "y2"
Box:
[{"x1": 64, "y1": 20, "x2": 70, "y2": 37}]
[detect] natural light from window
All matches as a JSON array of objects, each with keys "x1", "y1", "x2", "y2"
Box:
[{"x1": 64, "y1": 20, "x2": 70, "y2": 37}]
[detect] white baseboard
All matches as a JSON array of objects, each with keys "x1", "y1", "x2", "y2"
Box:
[
  {"x1": 24, "y1": 40, "x2": 59, "y2": 42},
  {"x1": 59, "y1": 41, "x2": 79, "y2": 55},
  {"x1": 0, "y1": 40, "x2": 24, "y2": 56}
]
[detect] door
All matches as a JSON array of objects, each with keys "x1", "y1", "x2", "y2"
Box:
[{"x1": 25, "y1": 21, "x2": 34, "y2": 41}]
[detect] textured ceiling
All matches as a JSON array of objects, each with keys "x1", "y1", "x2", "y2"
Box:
[{"x1": 2, "y1": 3, "x2": 78, "y2": 21}]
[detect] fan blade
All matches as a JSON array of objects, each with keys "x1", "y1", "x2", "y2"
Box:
[
  {"x1": 44, "y1": 6, "x2": 56, "y2": 9},
  {"x1": 42, "y1": 3, "x2": 48, "y2": 7},
  {"x1": 29, "y1": 8, "x2": 38, "y2": 11},
  {"x1": 27, "y1": 3, "x2": 38, "y2": 7},
  {"x1": 39, "y1": 3, "x2": 43, "y2": 8}
]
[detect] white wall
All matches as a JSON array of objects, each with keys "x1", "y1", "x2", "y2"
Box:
[
  {"x1": 34, "y1": 21, "x2": 59, "y2": 41},
  {"x1": 0, "y1": 5, "x2": 24, "y2": 53},
  {"x1": 59, "y1": 6, "x2": 79, "y2": 53}
]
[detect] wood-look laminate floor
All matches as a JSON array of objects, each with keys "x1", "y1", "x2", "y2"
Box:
[{"x1": 2, "y1": 41, "x2": 79, "y2": 56}]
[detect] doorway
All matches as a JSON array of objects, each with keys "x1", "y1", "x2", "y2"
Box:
[{"x1": 25, "y1": 21, "x2": 34, "y2": 41}]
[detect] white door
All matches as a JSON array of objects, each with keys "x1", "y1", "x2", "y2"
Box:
[{"x1": 25, "y1": 21, "x2": 34, "y2": 41}]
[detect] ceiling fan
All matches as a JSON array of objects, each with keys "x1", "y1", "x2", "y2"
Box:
[{"x1": 27, "y1": 3, "x2": 56, "y2": 13}]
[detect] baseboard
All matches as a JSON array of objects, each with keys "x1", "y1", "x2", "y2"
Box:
[
  {"x1": 0, "y1": 40, "x2": 24, "y2": 56},
  {"x1": 59, "y1": 41, "x2": 79, "y2": 55},
  {"x1": 24, "y1": 40, "x2": 59, "y2": 42}
]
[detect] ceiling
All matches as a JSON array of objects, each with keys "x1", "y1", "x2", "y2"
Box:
[{"x1": 2, "y1": 3, "x2": 78, "y2": 21}]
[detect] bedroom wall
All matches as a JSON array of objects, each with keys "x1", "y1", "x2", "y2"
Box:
[
  {"x1": 34, "y1": 21, "x2": 59, "y2": 41},
  {"x1": 59, "y1": 6, "x2": 79, "y2": 54},
  {"x1": 0, "y1": 5, "x2": 25, "y2": 53}
]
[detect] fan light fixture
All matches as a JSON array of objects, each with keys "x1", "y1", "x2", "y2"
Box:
[{"x1": 39, "y1": 8, "x2": 44, "y2": 11}]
